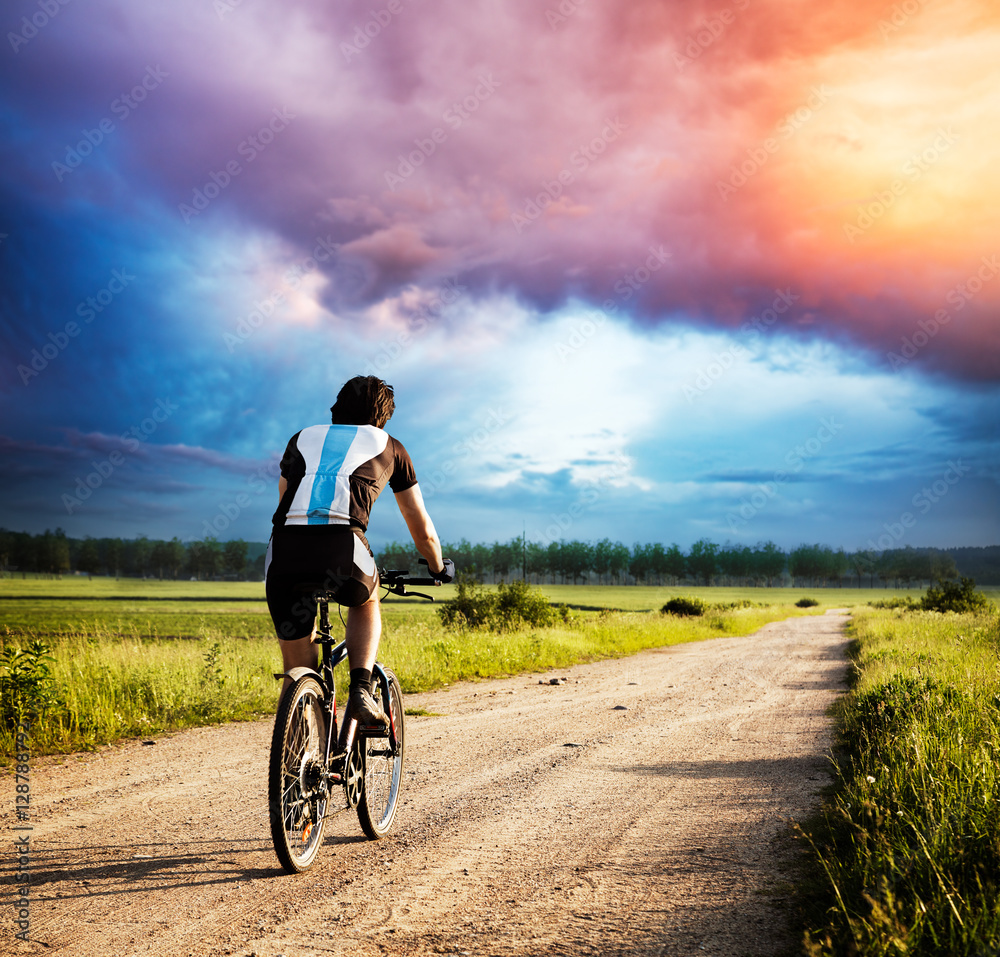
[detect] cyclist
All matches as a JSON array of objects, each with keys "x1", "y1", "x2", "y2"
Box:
[{"x1": 265, "y1": 375, "x2": 454, "y2": 726}]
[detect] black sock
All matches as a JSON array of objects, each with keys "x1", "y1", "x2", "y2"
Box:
[{"x1": 350, "y1": 668, "x2": 372, "y2": 691}]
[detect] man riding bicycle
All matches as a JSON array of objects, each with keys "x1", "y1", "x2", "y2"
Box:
[{"x1": 265, "y1": 375, "x2": 454, "y2": 726}]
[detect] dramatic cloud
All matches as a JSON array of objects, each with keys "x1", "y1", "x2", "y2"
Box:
[
  {"x1": 1, "y1": 0, "x2": 997, "y2": 547},
  {"x1": 4, "y1": 0, "x2": 998, "y2": 375}
]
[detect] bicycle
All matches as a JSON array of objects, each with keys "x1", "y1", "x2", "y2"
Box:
[{"x1": 268, "y1": 565, "x2": 442, "y2": 873}]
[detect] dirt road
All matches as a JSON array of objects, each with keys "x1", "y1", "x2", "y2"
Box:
[{"x1": 3, "y1": 612, "x2": 849, "y2": 957}]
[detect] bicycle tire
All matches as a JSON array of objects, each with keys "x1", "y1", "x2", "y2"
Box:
[
  {"x1": 268, "y1": 674, "x2": 329, "y2": 873},
  {"x1": 356, "y1": 667, "x2": 405, "y2": 839}
]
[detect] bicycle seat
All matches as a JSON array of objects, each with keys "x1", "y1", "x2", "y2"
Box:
[{"x1": 292, "y1": 582, "x2": 341, "y2": 603}]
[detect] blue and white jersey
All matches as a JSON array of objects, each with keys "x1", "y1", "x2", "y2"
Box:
[{"x1": 273, "y1": 424, "x2": 417, "y2": 530}]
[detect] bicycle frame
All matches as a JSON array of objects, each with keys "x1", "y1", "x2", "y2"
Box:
[{"x1": 310, "y1": 596, "x2": 401, "y2": 789}]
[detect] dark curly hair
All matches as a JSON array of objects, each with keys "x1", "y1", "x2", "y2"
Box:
[{"x1": 330, "y1": 376, "x2": 395, "y2": 429}]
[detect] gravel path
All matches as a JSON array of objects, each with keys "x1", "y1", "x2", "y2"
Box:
[{"x1": 2, "y1": 611, "x2": 850, "y2": 956}]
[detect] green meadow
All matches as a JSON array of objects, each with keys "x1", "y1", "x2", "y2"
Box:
[
  {"x1": 800, "y1": 602, "x2": 1000, "y2": 956},
  {"x1": 2, "y1": 579, "x2": 996, "y2": 762},
  {"x1": 0, "y1": 576, "x2": 944, "y2": 637}
]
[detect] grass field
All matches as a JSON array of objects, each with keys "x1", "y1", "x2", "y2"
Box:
[
  {"x1": 1, "y1": 576, "x2": 973, "y2": 637},
  {"x1": 799, "y1": 603, "x2": 1000, "y2": 956},
  {"x1": 0, "y1": 577, "x2": 847, "y2": 759}
]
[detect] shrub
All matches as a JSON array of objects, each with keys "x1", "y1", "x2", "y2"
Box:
[
  {"x1": 438, "y1": 577, "x2": 557, "y2": 632},
  {"x1": 0, "y1": 640, "x2": 61, "y2": 725},
  {"x1": 869, "y1": 595, "x2": 921, "y2": 610},
  {"x1": 712, "y1": 599, "x2": 761, "y2": 611},
  {"x1": 661, "y1": 596, "x2": 707, "y2": 617},
  {"x1": 796, "y1": 597, "x2": 819, "y2": 608},
  {"x1": 920, "y1": 577, "x2": 993, "y2": 614},
  {"x1": 494, "y1": 579, "x2": 557, "y2": 630}
]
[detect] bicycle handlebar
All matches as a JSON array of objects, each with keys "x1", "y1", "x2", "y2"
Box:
[
  {"x1": 381, "y1": 569, "x2": 441, "y2": 588},
  {"x1": 379, "y1": 561, "x2": 454, "y2": 600}
]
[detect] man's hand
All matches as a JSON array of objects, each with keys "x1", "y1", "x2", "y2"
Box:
[{"x1": 432, "y1": 558, "x2": 456, "y2": 583}]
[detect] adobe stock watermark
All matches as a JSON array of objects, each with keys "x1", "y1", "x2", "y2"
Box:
[
  {"x1": 887, "y1": 254, "x2": 999, "y2": 370},
  {"x1": 17, "y1": 268, "x2": 137, "y2": 386},
  {"x1": 724, "y1": 416, "x2": 843, "y2": 534},
  {"x1": 554, "y1": 244, "x2": 672, "y2": 361},
  {"x1": 878, "y1": 0, "x2": 931, "y2": 41},
  {"x1": 420, "y1": 406, "x2": 514, "y2": 501},
  {"x1": 223, "y1": 235, "x2": 342, "y2": 352},
  {"x1": 843, "y1": 128, "x2": 959, "y2": 243},
  {"x1": 673, "y1": 0, "x2": 750, "y2": 71},
  {"x1": 12, "y1": 719, "x2": 32, "y2": 942},
  {"x1": 510, "y1": 116, "x2": 628, "y2": 233},
  {"x1": 535, "y1": 453, "x2": 630, "y2": 545},
  {"x1": 545, "y1": 0, "x2": 587, "y2": 29},
  {"x1": 51, "y1": 66, "x2": 168, "y2": 182},
  {"x1": 864, "y1": 460, "x2": 970, "y2": 553},
  {"x1": 360, "y1": 277, "x2": 468, "y2": 376},
  {"x1": 340, "y1": 0, "x2": 413, "y2": 61},
  {"x1": 384, "y1": 73, "x2": 501, "y2": 190},
  {"x1": 682, "y1": 287, "x2": 800, "y2": 401},
  {"x1": 716, "y1": 86, "x2": 833, "y2": 200},
  {"x1": 61, "y1": 398, "x2": 180, "y2": 513},
  {"x1": 7, "y1": 0, "x2": 72, "y2": 53},
  {"x1": 201, "y1": 454, "x2": 282, "y2": 538},
  {"x1": 178, "y1": 108, "x2": 296, "y2": 223}
]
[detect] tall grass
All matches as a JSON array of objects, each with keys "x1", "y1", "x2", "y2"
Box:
[
  {"x1": 1, "y1": 627, "x2": 278, "y2": 757},
  {"x1": 2, "y1": 603, "x2": 813, "y2": 759},
  {"x1": 800, "y1": 605, "x2": 1000, "y2": 955}
]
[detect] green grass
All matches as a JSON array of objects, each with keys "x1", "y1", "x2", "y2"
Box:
[
  {"x1": 2, "y1": 578, "x2": 972, "y2": 638},
  {"x1": 0, "y1": 576, "x2": 269, "y2": 599},
  {"x1": 2, "y1": 629, "x2": 280, "y2": 758},
  {"x1": 799, "y1": 603, "x2": 1000, "y2": 956}
]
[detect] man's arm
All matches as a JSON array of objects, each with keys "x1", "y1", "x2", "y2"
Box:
[
  {"x1": 278, "y1": 476, "x2": 287, "y2": 501},
  {"x1": 393, "y1": 484, "x2": 444, "y2": 574}
]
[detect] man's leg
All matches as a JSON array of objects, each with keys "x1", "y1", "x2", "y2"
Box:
[
  {"x1": 278, "y1": 631, "x2": 317, "y2": 697},
  {"x1": 345, "y1": 593, "x2": 381, "y2": 671},
  {"x1": 345, "y1": 594, "x2": 386, "y2": 724}
]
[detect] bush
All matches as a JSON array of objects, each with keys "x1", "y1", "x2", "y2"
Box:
[
  {"x1": 438, "y1": 577, "x2": 557, "y2": 632},
  {"x1": 661, "y1": 596, "x2": 707, "y2": 617},
  {"x1": 920, "y1": 577, "x2": 993, "y2": 614},
  {"x1": 0, "y1": 640, "x2": 61, "y2": 725},
  {"x1": 869, "y1": 595, "x2": 921, "y2": 610},
  {"x1": 796, "y1": 597, "x2": 819, "y2": 608},
  {"x1": 712, "y1": 599, "x2": 762, "y2": 611}
]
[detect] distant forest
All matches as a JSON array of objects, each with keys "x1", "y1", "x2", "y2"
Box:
[{"x1": 3, "y1": 529, "x2": 999, "y2": 586}]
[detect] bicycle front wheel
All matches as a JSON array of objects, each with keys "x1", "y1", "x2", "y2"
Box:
[
  {"x1": 357, "y1": 667, "x2": 405, "y2": 839},
  {"x1": 268, "y1": 675, "x2": 329, "y2": 873}
]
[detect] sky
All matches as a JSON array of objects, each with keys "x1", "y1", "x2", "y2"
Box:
[{"x1": 1, "y1": 0, "x2": 998, "y2": 554}]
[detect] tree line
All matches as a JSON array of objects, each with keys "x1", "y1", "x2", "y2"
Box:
[
  {"x1": 379, "y1": 538, "x2": 973, "y2": 587},
  {"x1": 3, "y1": 528, "x2": 997, "y2": 586},
  {"x1": 0, "y1": 529, "x2": 261, "y2": 581}
]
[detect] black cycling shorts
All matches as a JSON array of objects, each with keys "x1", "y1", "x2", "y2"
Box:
[{"x1": 265, "y1": 525, "x2": 378, "y2": 641}]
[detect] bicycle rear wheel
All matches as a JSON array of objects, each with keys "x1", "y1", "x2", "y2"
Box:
[
  {"x1": 268, "y1": 675, "x2": 329, "y2": 873},
  {"x1": 356, "y1": 667, "x2": 405, "y2": 839}
]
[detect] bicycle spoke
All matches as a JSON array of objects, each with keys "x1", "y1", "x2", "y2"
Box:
[
  {"x1": 268, "y1": 676, "x2": 329, "y2": 872},
  {"x1": 357, "y1": 668, "x2": 405, "y2": 838}
]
